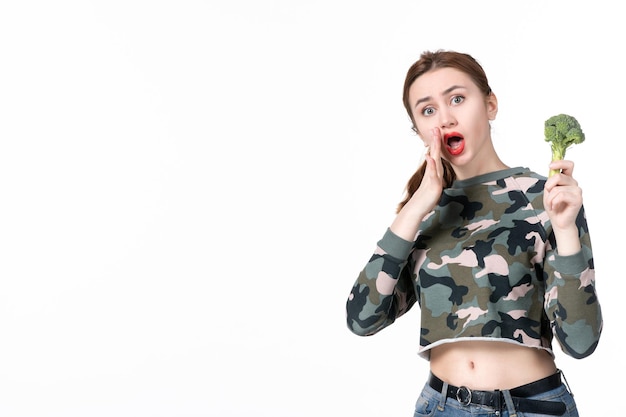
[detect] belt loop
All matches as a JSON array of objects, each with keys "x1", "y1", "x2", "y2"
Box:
[
  {"x1": 494, "y1": 389, "x2": 501, "y2": 414},
  {"x1": 437, "y1": 380, "x2": 448, "y2": 412},
  {"x1": 501, "y1": 389, "x2": 517, "y2": 417}
]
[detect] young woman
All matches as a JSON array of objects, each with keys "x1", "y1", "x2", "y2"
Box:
[{"x1": 345, "y1": 50, "x2": 602, "y2": 416}]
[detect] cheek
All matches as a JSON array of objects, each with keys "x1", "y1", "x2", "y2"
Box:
[
  {"x1": 412, "y1": 116, "x2": 430, "y2": 136},
  {"x1": 414, "y1": 121, "x2": 436, "y2": 142}
]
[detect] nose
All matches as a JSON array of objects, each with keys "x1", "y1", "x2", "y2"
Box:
[{"x1": 438, "y1": 107, "x2": 457, "y2": 128}]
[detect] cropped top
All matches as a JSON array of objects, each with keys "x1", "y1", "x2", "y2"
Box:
[{"x1": 346, "y1": 167, "x2": 602, "y2": 360}]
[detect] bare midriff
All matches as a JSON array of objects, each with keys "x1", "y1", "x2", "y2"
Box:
[{"x1": 429, "y1": 340, "x2": 558, "y2": 390}]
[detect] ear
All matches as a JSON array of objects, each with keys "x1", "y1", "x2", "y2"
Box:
[{"x1": 486, "y1": 92, "x2": 498, "y2": 120}]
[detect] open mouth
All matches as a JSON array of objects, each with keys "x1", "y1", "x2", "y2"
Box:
[{"x1": 444, "y1": 132, "x2": 464, "y2": 156}]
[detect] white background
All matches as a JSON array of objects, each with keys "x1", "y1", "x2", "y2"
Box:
[{"x1": 0, "y1": 1, "x2": 620, "y2": 416}]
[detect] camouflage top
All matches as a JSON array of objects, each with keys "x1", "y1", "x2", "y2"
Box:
[{"x1": 346, "y1": 167, "x2": 602, "y2": 360}]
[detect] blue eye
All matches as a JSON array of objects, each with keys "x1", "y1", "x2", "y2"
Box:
[
  {"x1": 422, "y1": 107, "x2": 435, "y2": 116},
  {"x1": 451, "y1": 95, "x2": 464, "y2": 105}
]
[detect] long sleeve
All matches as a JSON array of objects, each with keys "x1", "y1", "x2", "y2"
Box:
[
  {"x1": 543, "y1": 206, "x2": 603, "y2": 359},
  {"x1": 346, "y1": 228, "x2": 419, "y2": 336}
]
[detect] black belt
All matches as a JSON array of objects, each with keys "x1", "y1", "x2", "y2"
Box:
[{"x1": 428, "y1": 371, "x2": 566, "y2": 416}]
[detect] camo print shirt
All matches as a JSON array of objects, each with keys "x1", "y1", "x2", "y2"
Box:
[{"x1": 346, "y1": 167, "x2": 602, "y2": 360}]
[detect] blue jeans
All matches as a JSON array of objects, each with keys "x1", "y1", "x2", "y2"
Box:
[{"x1": 413, "y1": 380, "x2": 578, "y2": 417}]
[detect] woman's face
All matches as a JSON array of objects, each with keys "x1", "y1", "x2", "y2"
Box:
[{"x1": 408, "y1": 67, "x2": 498, "y2": 168}]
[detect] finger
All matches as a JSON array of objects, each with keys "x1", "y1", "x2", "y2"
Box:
[
  {"x1": 549, "y1": 159, "x2": 575, "y2": 176},
  {"x1": 545, "y1": 187, "x2": 582, "y2": 212},
  {"x1": 545, "y1": 172, "x2": 579, "y2": 193},
  {"x1": 429, "y1": 128, "x2": 444, "y2": 177}
]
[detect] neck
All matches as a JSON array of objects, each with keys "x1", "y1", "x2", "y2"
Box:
[{"x1": 453, "y1": 158, "x2": 509, "y2": 181}]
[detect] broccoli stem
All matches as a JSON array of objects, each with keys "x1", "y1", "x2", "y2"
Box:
[{"x1": 549, "y1": 147, "x2": 565, "y2": 177}]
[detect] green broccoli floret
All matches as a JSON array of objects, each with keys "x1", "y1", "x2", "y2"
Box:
[{"x1": 544, "y1": 113, "x2": 585, "y2": 177}]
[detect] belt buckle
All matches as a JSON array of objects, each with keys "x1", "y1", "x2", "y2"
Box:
[{"x1": 456, "y1": 386, "x2": 472, "y2": 406}]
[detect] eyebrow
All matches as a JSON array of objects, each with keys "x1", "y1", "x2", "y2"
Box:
[{"x1": 413, "y1": 84, "x2": 465, "y2": 109}]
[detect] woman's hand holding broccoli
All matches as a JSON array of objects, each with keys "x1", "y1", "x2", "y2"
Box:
[{"x1": 543, "y1": 114, "x2": 585, "y2": 256}]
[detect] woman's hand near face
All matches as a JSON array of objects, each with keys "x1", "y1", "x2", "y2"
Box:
[
  {"x1": 543, "y1": 159, "x2": 583, "y2": 256},
  {"x1": 390, "y1": 129, "x2": 444, "y2": 241}
]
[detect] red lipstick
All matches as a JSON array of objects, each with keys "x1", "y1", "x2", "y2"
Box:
[{"x1": 444, "y1": 132, "x2": 464, "y2": 156}]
